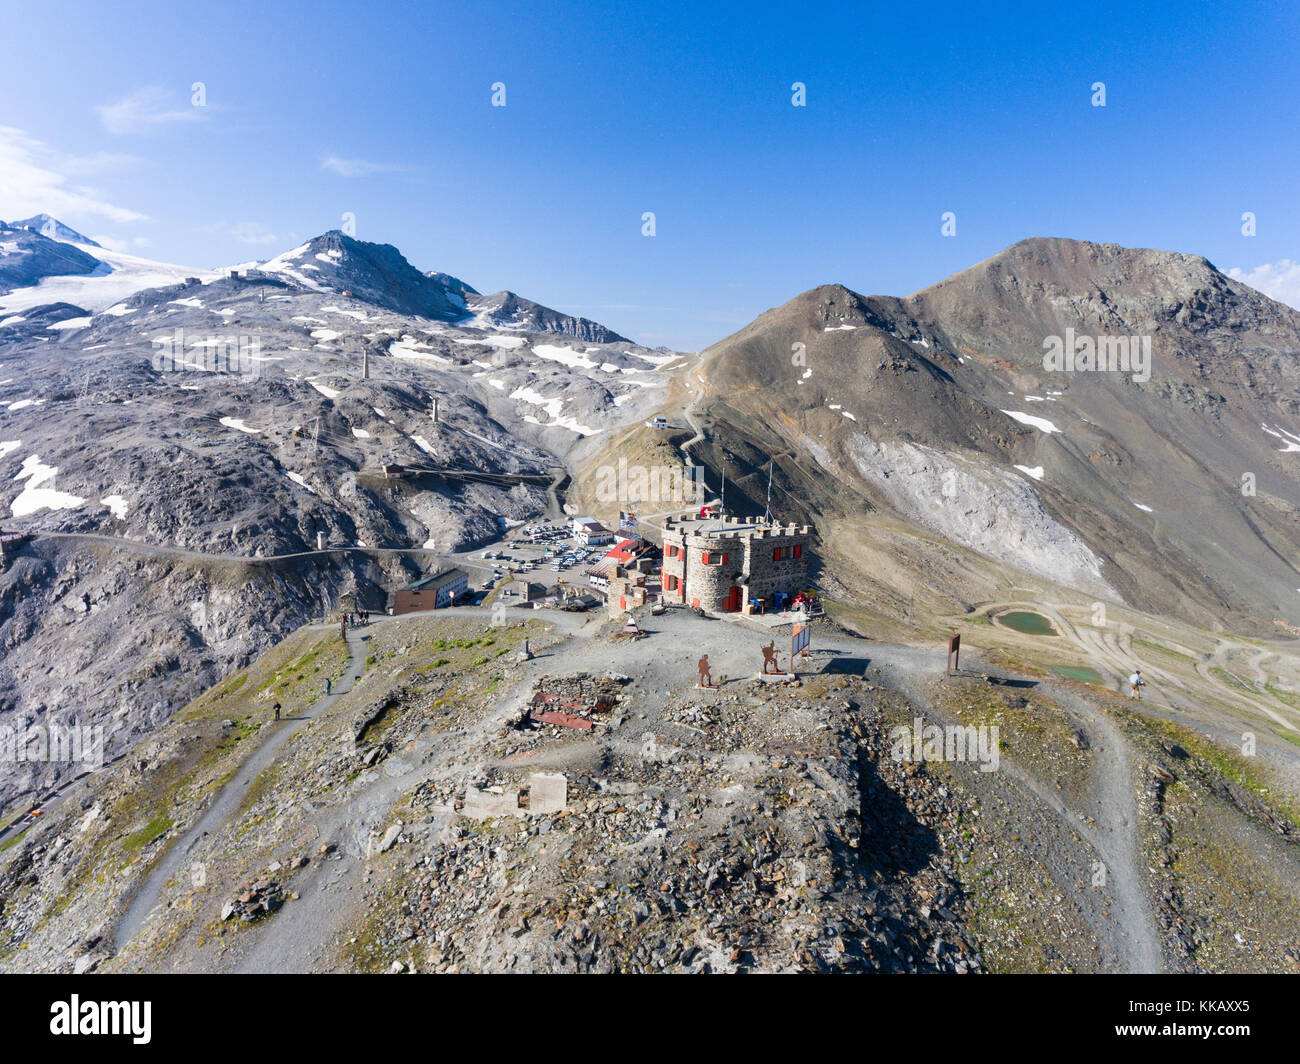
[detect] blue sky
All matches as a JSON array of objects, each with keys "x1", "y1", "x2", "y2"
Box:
[{"x1": 2, "y1": 0, "x2": 1297, "y2": 349}]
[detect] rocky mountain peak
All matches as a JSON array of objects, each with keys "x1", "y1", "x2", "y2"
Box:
[
  {"x1": 259, "y1": 231, "x2": 469, "y2": 320},
  {"x1": 6, "y1": 214, "x2": 101, "y2": 248}
]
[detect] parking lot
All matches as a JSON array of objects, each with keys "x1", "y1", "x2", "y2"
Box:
[{"x1": 473, "y1": 522, "x2": 609, "y2": 588}]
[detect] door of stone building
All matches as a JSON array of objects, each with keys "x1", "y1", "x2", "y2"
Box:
[{"x1": 723, "y1": 585, "x2": 742, "y2": 612}]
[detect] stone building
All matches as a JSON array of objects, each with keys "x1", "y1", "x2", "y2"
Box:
[
  {"x1": 659, "y1": 513, "x2": 811, "y2": 614},
  {"x1": 390, "y1": 567, "x2": 468, "y2": 614}
]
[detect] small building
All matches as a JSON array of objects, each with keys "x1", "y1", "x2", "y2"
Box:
[
  {"x1": 391, "y1": 567, "x2": 468, "y2": 614},
  {"x1": 590, "y1": 538, "x2": 658, "y2": 594},
  {"x1": 575, "y1": 520, "x2": 614, "y2": 547},
  {"x1": 607, "y1": 537, "x2": 655, "y2": 568},
  {"x1": 650, "y1": 416, "x2": 669, "y2": 429},
  {"x1": 570, "y1": 515, "x2": 597, "y2": 534},
  {"x1": 381, "y1": 463, "x2": 407, "y2": 479},
  {"x1": 505, "y1": 579, "x2": 544, "y2": 602},
  {"x1": 659, "y1": 513, "x2": 812, "y2": 614},
  {"x1": 606, "y1": 574, "x2": 651, "y2": 618}
]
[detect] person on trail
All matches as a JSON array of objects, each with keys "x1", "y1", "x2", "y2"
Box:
[
  {"x1": 326, "y1": 678, "x2": 332, "y2": 696},
  {"x1": 273, "y1": 702, "x2": 282, "y2": 721},
  {"x1": 1128, "y1": 669, "x2": 1145, "y2": 700}
]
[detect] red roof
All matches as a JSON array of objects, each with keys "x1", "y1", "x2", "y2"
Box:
[{"x1": 604, "y1": 539, "x2": 646, "y2": 563}]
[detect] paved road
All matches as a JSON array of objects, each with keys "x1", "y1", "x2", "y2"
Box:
[{"x1": 37, "y1": 531, "x2": 447, "y2": 566}]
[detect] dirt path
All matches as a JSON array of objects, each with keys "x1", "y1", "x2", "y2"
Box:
[
  {"x1": 1040, "y1": 682, "x2": 1163, "y2": 973},
  {"x1": 114, "y1": 624, "x2": 366, "y2": 950},
  {"x1": 841, "y1": 622, "x2": 1164, "y2": 971},
  {"x1": 222, "y1": 608, "x2": 600, "y2": 972}
]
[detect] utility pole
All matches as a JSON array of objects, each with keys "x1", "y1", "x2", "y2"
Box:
[
  {"x1": 362, "y1": 345, "x2": 369, "y2": 380},
  {"x1": 763, "y1": 459, "x2": 774, "y2": 524},
  {"x1": 311, "y1": 416, "x2": 320, "y2": 458},
  {"x1": 431, "y1": 398, "x2": 439, "y2": 424}
]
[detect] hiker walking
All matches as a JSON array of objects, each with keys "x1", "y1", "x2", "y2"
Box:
[
  {"x1": 1128, "y1": 669, "x2": 1145, "y2": 700},
  {"x1": 273, "y1": 701, "x2": 282, "y2": 721},
  {"x1": 326, "y1": 678, "x2": 332, "y2": 696}
]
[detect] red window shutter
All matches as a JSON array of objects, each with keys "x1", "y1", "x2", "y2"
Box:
[
  {"x1": 702, "y1": 551, "x2": 710, "y2": 565},
  {"x1": 773, "y1": 547, "x2": 780, "y2": 561},
  {"x1": 721, "y1": 553, "x2": 729, "y2": 565},
  {"x1": 794, "y1": 545, "x2": 802, "y2": 559}
]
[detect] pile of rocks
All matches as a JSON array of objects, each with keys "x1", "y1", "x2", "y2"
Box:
[{"x1": 221, "y1": 878, "x2": 288, "y2": 923}]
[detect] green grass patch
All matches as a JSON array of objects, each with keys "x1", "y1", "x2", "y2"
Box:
[
  {"x1": 1210, "y1": 666, "x2": 1254, "y2": 692},
  {"x1": 122, "y1": 813, "x2": 175, "y2": 852},
  {"x1": 1264, "y1": 684, "x2": 1300, "y2": 711},
  {"x1": 1132, "y1": 637, "x2": 1197, "y2": 667},
  {"x1": 0, "y1": 826, "x2": 30, "y2": 854},
  {"x1": 1124, "y1": 711, "x2": 1300, "y2": 829}
]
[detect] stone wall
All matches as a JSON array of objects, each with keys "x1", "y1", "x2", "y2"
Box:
[{"x1": 660, "y1": 515, "x2": 811, "y2": 611}]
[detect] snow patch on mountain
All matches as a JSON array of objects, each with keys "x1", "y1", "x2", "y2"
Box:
[
  {"x1": 11, "y1": 454, "x2": 85, "y2": 517},
  {"x1": 1001, "y1": 410, "x2": 1061, "y2": 434}
]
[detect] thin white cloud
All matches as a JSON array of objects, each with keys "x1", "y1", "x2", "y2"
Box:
[
  {"x1": 95, "y1": 87, "x2": 202, "y2": 135},
  {"x1": 0, "y1": 126, "x2": 146, "y2": 224},
  {"x1": 1228, "y1": 260, "x2": 1300, "y2": 311},
  {"x1": 230, "y1": 221, "x2": 277, "y2": 245},
  {"x1": 198, "y1": 220, "x2": 279, "y2": 245},
  {"x1": 91, "y1": 234, "x2": 153, "y2": 252},
  {"x1": 60, "y1": 152, "x2": 142, "y2": 176},
  {"x1": 320, "y1": 154, "x2": 405, "y2": 177}
]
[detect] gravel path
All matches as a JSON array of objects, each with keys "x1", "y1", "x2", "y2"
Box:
[{"x1": 114, "y1": 623, "x2": 368, "y2": 950}]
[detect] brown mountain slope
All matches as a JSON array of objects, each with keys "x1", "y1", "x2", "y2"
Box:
[{"x1": 605, "y1": 238, "x2": 1300, "y2": 633}]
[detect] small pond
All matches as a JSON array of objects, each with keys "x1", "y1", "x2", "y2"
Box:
[
  {"x1": 996, "y1": 610, "x2": 1058, "y2": 636},
  {"x1": 1053, "y1": 665, "x2": 1103, "y2": 684}
]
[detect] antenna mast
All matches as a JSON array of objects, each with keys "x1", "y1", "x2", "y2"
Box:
[{"x1": 763, "y1": 459, "x2": 774, "y2": 524}]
